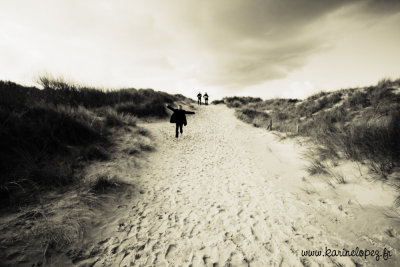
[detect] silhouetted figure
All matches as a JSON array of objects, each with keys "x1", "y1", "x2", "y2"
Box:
[
  {"x1": 197, "y1": 92, "x2": 202, "y2": 105},
  {"x1": 267, "y1": 119, "x2": 272, "y2": 130},
  {"x1": 204, "y1": 93, "x2": 209, "y2": 105},
  {"x1": 167, "y1": 105, "x2": 195, "y2": 138}
]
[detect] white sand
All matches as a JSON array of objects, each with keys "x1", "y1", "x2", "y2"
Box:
[{"x1": 61, "y1": 105, "x2": 400, "y2": 267}]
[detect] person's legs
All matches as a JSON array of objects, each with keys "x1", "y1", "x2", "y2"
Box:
[
  {"x1": 179, "y1": 124, "x2": 183, "y2": 134},
  {"x1": 175, "y1": 123, "x2": 179, "y2": 138}
]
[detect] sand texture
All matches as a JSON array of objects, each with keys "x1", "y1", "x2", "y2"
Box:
[{"x1": 53, "y1": 105, "x2": 400, "y2": 266}]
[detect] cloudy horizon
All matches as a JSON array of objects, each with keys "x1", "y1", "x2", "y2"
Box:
[{"x1": 1, "y1": 0, "x2": 399, "y2": 99}]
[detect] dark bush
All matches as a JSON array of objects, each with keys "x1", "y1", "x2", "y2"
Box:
[
  {"x1": 224, "y1": 96, "x2": 262, "y2": 108},
  {"x1": 346, "y1": 91, "x2": 370, "y2": 108},
  {"x1": 212, "y1": 99, "x2": 225, "y2": 105},
  {"x1": 117, "y1": 99, "x2": 168, "y2": 117}
]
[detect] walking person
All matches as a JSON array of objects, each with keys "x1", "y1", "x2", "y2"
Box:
[
  {"x1": 197, "y1": 92, "x2": 202, "y2": 105},
  {"x1": 167, "y1": 104, "x2": 195, "y2": 138},
  {"x1": 203, "y1": 92, "x2": 209, "y2": 105}
]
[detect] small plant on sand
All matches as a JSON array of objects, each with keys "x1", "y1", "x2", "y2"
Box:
[
  {"x1": 306, "y1": 159, "x2": 329, "y2": 176},
  {"x1": 91, "y1": 175, "x2": 122, "y2": 193}
]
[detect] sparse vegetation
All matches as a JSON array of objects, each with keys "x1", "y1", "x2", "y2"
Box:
[
  {"x1": 211, "y1": 99, "x2": 225, "y2": 105},
  {"x1": 222, "y1": 78, "x2": 400, "y2": 191},
  {"x1": 91, "y1": 174, "x2": 122, "y2": 193},
  {"x1": 223, "y1": 96, "x2": 262, "y2": 108}
]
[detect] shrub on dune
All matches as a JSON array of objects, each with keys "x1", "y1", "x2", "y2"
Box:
[{"x1": 116, "y1": 98, "x2": 168, "y2": 118}]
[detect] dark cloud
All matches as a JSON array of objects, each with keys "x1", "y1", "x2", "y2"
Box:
[
  {"x1": 195, "y1": 37, "x2": 330, "y2": 88},
  {"x1": 163, "y1": 0, "x2": 400, "y2": 87},
  {"x1": 208, "y1": 0, "x2": 354, "y2": 37},
  {"x1": 206, "y1": 0, "x2": 400, "y2": 38},
  {"x1": 358, "y1": 0, "x2": 400, "y2": 14}
]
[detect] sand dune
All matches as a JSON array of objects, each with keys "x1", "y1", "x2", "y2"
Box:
[{"x1": 59, "y1": 105, "x2": 399, "y2": 267}]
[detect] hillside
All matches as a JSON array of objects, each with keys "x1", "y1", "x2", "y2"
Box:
[
  {"x1": 0, "y1": 77, "x2": 194, "y2": 265},
  {"x1": 216, "y1": 78, "x2": 400, "y2": 202}
]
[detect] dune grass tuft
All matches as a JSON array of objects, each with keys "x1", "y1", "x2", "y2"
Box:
[{"x1": 91, "y1": 175, "x2": 122, "y2": 193}]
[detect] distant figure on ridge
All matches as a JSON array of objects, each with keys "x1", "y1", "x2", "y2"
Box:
[
  {"x1": 267, "y1": 119, "x2": 272, "y2": 130},
  {"x1": 203, "y1": 92, "x2": 209, "y2": 105},
  {"x1": 167, "y1": 104, "x2": 195, "y2": 138},
  {"x1": 197, "y1": 92, "x2": 202, "y2": 105}
]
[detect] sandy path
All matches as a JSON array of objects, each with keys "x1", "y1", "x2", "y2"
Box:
[{"x1": 68, "y1": 105, "x2": 399, "y2": 267}]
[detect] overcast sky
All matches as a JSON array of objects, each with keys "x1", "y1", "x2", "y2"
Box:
[{"x1": 1, "y1": 0, "x2": 399, "y2": 99}]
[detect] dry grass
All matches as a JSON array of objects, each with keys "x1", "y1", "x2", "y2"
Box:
[
  {"x1": 0, "y1": 76, "x2": 193, "y2": 263},
  {"x1": 0, "y1": 188, "x2": 97, "y2": 264},
  {"x1": 0, "y1": 76, "x2": 187, "y2": 207},
  {"x1": 91, "y1": 174, "x2": 122, "y2": 193},
  {"x1": 223, "y1": 78, "x2": 400, "y2": 197}
]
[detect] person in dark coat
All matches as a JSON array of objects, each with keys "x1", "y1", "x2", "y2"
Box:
[
  {"x1": 203, "y1": 93, "x2": 209, "y2": 105},
  {"x1": 197, "y1": 92, "x2": 202, "y2": 105},
  {"x1": 167, "y1": 104, "x2": 195, "y2": 138}
]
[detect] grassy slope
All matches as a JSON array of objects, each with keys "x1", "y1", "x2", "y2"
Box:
[
  {"x1": 0, "y1": 77, "x2": 193, "y2": 264},
  {"x1": 215, "y1": 78, "x2": 400, "y2": 197}
]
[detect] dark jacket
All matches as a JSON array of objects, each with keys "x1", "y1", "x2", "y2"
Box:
[{"x1": 167, "y1": 105, "x2": 195, "y2": 125}]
